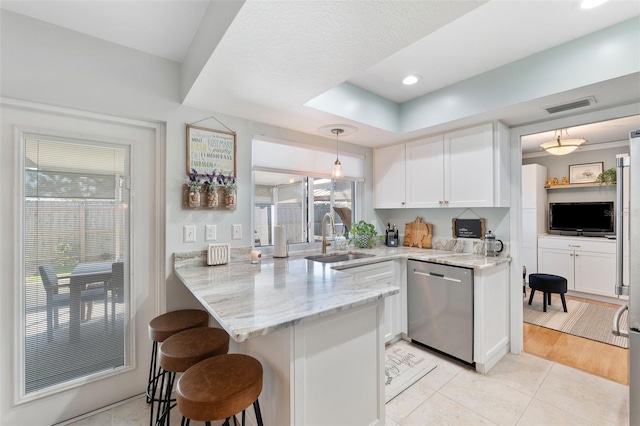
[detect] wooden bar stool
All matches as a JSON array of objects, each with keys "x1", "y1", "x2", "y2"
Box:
[
  {"x1": 176, "y1": 354, "x2": 264, "y2": 426},
  {"x1": 154, "y1": 327, "x2": 230, "y2": 426},
  {"x1": 148, "y1": 310, "x2": 210, "y2": 404}
]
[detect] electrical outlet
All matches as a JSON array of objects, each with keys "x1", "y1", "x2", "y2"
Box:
[
  {"x1": 232, "y1": 224, "x2": 242, "y2": 240},
  {"x1": 183, "y1": 225, "x2": 196, "y2": 243},
  {"x1": 205, "y1": 225, "x2": 217, "y2": 242}
]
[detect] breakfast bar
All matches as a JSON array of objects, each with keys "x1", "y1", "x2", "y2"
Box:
[{"x1": 174, "y1": 247, "x2": 511, "y2": 425}]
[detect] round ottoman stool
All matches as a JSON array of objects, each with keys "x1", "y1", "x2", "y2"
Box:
[{"x1": 528, "y1": 273, "x2": 568, "y2": 313}]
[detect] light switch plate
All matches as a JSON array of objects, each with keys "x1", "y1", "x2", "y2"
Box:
[
  {"x1": 205, "y1": 225, "x2": 216, "y2": 242},
  {"x1": 232, "y1": 224, "x2": 242, "y2": 240},
  {"x1": 183, "y1": 225, "x2": 196, "y2": 243}
]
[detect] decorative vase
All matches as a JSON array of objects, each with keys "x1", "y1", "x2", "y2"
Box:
[
  {"x1": 188, "y1": 190, "x2": 201, "y2": 208},
  {"x1": 225, "y1": 192, "x2": 236, "y2": 209},
  {"x1": 207, "y1": 190, "x2": 219, "y2": 208},
  {"x1": 355, "y1": 234, "x2": 372, "y2": 249}
]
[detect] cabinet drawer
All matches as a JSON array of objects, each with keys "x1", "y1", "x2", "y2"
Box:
[
  {"x1": 537, "y1": 236, "x2": 615, "y2": 254},
  {"x1": 339, "y1": 261, "x2": 394, "y2": 281}
]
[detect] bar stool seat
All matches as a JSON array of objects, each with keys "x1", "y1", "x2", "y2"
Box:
[
  {"x1": 147, "y1": 309, "x2": 210, "y2": 405},
  {"x1": 177, "y1": 354, "x2": 264, "y2": 426},
  {"x1": 154, "y1": 327, "x2": 229, "y2": 425}
]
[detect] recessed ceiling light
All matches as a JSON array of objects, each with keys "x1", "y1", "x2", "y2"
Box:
[
  {"x1": 580, "y1": 0, "x2": 608, "y2": 9},
  {"x1": 402, "y1": 74, "x2": 422, "y2": 85}
]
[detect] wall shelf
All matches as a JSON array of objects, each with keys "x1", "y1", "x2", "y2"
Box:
[{"x1": 545, "y1": 183, "x2": 615, "y2": 190}]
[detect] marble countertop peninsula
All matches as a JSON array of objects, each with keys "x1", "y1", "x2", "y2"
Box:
[{"x1": 174, "y1": 246, "x2": 510, "y2": 342}]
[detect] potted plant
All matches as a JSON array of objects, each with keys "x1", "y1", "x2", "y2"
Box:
[
  {"x1": 204, "y1": 170, "x2": 222, "y2": 207},
  {"x1": 186, "y1": 168, "x2": 202, "y2": 208},
  {"x1": 596, "y1": 168, "x2": 616, "y2": 185},
  {"x1": 349, "y1": 220, "x2": 378, "y2": 249},
  {"x1": 222, "y1": 174, "x2": 237, "y2": 208}
]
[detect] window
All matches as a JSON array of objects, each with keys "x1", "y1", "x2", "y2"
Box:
[
  {"x1": 23, "y1": 135, "x2": 129, "y2": 394},
  {"x1": 253, "y1": 172, "x2": 356, "y2": 248},
  {"x1": 252, "y1": 135, "x2": 364, "y2": 251}
]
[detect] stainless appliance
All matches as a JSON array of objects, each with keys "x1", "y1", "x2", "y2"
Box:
[
  {"x1": 407, "y1": 260, "x2": 473, "y2": 363},
  {"x1": 612, "y1": 129, "x2": 639, "y2": 424},
  {"x1": 483, "y1": 230, "x2": 504, "y2": 257}
]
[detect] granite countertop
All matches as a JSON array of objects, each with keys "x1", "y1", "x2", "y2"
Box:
[{"x1": 174, "y1": 246, "x2": 511, "y2": 342}]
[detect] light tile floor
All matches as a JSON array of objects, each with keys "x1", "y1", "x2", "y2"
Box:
[{"x1": 67, "y1": 341, "x2": 629, "y2": 426}]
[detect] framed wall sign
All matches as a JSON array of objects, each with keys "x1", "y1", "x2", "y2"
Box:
[
  {"x1": 569, "y1": 162, "x2": 603, "y2": 184},
  {"x1": 186, "y1": 125, "x2": 236, "y2": 176},
  {"x1": 452, "y1": 218, "x2": 486, "y2": 239}
]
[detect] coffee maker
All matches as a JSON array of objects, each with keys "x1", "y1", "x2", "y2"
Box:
[
  {"x1": 385, "y1": 223, "x2": 398, "y2": 247},
  {"x1": 483, "y1": 230, "x2": 503, "y2": 257}
]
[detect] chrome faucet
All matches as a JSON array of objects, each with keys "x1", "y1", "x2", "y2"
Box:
[{"x1": 321, "y1": 212, "x2": 336, "y2": 254}]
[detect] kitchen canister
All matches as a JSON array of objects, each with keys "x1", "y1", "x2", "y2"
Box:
[{"x1": 274, "y1": 225, "x2": 289, "y2": 258}]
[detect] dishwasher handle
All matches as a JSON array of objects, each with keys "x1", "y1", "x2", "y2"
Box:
[{"x1": 412, "y1": 269, "x2": 462, "y2": 283}]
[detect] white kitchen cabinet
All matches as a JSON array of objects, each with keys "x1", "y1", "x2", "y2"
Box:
[
  {"x1": 373, "y1": 144, "x2": 406, "y2": 208},
  {"x1": 474, "y1": 262, "x2": 510, "y2": 374},
  {"x1": 340, "y1": 261, "x2": 400, "y2": 343},
  {"x1": 405, "y1": 135, "x2": 445, "y2": 208},
  {"x1": 537, "y1": 235, "x2": 616, "y2": 297},
  {"x1": 521, "y1": 164, "x2": 547, "y2": 277},
  {"x1": 374, "y1": 122, "x2": 509, "y2": 208}
]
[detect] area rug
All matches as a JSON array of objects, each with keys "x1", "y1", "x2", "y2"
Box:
[
  {"x1": 384, "y1": 342, "x2": 437, "y2": 402},
  {"x1": 523, "y1": 292, "x2": 629, "y2": 348}
]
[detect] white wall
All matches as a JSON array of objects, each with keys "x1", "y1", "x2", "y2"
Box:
[{"x1": 0, "y1": 10, "x2": 374, "y2": 312}]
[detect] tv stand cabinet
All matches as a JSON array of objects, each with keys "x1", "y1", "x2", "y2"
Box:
[{"x1": 537, "y1": 235, "x2": 616, "y2": 298}]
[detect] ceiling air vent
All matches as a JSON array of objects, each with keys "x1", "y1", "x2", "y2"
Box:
[{"x1": 544, "y1": 96, "x2": 596, "y2": 115}]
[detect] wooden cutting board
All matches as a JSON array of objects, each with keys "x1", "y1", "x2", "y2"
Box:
[{"x1": 404, "y1": 217, "x2": 433, "y2": 249}]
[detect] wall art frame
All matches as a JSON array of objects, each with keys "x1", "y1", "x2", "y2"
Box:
[
  {"x1": 186, "y1": 125, "x2": 236, "y2": 176},
  {"x1": 569, "y1": 162, "x2": 603, "y2": 184}
]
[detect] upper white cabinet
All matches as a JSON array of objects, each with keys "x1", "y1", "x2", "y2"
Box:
[
  {"x1": 373, "y1": 143, "x2": 406, "y2": 208},
  {"x1": 374, "y1": 123, "x2": 510, "y2": 209}
]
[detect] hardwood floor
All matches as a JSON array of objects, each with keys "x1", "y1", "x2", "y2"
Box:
[{"x1": 523, "y1": 295, "x2": 629, "y2": 385}]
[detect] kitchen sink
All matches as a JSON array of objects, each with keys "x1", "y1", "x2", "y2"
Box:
[{"x1": 305, "y1": 251, "x2": 376, "y2": 263}]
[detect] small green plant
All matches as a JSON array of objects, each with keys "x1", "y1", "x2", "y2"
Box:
[
  {"x1": 596, "y1": 168, "x2": 616, "y2": 185},
  {"x1": 349, "y1": 220, "x2": 378, "y2": 249}
]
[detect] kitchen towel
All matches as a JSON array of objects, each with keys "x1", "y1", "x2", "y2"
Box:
[{"x1": 273, "y1": 225, "x2": 288, "y2": 258}]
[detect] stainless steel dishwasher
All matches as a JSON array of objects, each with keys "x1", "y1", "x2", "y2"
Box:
[{"x1": 407, "y1": 259, "x2": 474, "y2": 363}]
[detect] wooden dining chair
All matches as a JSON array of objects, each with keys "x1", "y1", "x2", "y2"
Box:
[{"x1": 39, "y1": 262, "x2": 108, "y2": 342}]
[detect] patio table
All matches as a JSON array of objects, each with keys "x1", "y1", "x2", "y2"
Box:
[{"x1": 68, "y1": 263, "x2": 112, "y2": 342}]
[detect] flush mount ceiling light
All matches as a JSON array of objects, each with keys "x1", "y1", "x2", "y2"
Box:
[
  {"x1": 539, "y1": 129, "x2": 586, "y2": 155},
  {"x1": 402, "y1": 74, "x2": 422, "y2": 85},
  {"x1": 331, "y1": 128, "x2": 344, "y2": 179},
  {"x1": 581, "y1": 0, "x2": 609, "y2": 9}
]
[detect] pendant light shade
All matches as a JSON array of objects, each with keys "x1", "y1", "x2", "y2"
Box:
[
  {"x1": 540, "y1": 129, "x2": 586, "y2": 155},
  {"x1": 331, "y1": 128, "x2": 344, "y2": 179}
]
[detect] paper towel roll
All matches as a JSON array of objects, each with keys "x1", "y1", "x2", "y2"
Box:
[{"x1": 273, "y1": 225, "x2": 288, "y2": 258}]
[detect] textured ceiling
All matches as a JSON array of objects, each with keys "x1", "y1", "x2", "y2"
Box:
[{"x1": 2, "y1": 0, "x2": 639, "y2": 150}]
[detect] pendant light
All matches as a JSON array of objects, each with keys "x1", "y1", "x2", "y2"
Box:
[
  {"x1": 331, "y1": 128, "x2": 344, "y2": 179},
  {"x1": 539, "y1": 129, "x2": 586, "y2": 155}
]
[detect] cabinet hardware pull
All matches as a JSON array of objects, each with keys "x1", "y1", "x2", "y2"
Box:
[
  {"x1": 569, "y1": 244, "x2": 581, "y2": 247},
  {"x1": 439, "y1": 201, "x2": 443, "y2": 205}
]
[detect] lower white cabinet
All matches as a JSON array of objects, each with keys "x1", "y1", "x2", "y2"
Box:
[
  {"x1": 537, "y1": 235, "x2": 616, "y2": 297},
  {"x1": 340, "y1": 261, "x2": 401, "y2": 343}
]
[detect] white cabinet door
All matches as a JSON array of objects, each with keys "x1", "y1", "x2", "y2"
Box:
[
  {"x1": 374, "y1": 144, "x2": 406, "y2": 208},
  {"x1": 405, "y1": 135, "x2": 444, "y2": 208},
  {"x1": 574, "y1": 250, "x2": 616, "y2": 296},
  {"x1": 445, "y1": 124, "x2": 494, "y2": 207},
  {"x1": 538, "y1": 248, "x2": 575, "y2": 289}
]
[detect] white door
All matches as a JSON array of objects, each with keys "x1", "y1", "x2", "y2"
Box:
[
  {"x1": 574, "y1": 250, "x2": 617, "y2": 297},
  {"x1": 537, "y1": 248, "x2": 575, "y2": 289},
  {"x1": 0, "y1": 104, "x2": 163, "y2": 425}
]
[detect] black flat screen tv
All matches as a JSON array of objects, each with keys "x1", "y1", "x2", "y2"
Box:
[{"x1": 548, "y1": 202, "x2": 615, "y2": 236}]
